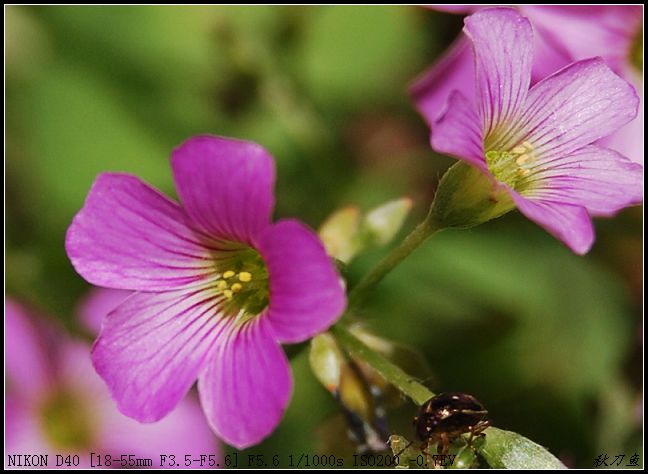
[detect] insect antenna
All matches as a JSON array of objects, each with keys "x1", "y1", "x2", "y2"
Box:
[{"x1": 391, "y1": 439, "x2": 414, "y2": 458}]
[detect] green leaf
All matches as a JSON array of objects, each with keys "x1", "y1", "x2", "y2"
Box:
[
  {"x1": 478, "y1": 427, "x2": 566, "y2": 469},
  {"x1": 23, "y1": 62, "x2": 171, "y2": 233},
  {"x1": 298, "y1": 6, "x2": 423, "y2": 107},
  {"x1": 361, "y1": 226, "x2": 632, "y2": 399},
  {"x1": 5, "y1": 7, "x2": 51, "y2": 82},
  {"x1": 36, "y1": 6, "x2": 221, "y2": 86}
]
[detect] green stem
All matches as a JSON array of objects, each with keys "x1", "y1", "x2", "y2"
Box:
[
  {"x1": 331, "y1": 325, "x2": 434, "y2": 406},
  {"x1": 334, "y1": 213, "x2": 442, "y2": 404},
  {"x1": 347, "y1": 213, "x2": 440, "y2": 311}
]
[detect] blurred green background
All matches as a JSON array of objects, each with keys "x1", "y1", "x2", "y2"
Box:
[{"x1": 5, "y1": 5, "x2": 643, "y2": 468}]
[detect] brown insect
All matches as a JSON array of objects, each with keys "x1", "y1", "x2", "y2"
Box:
[{"x1": 413, "y1": 392, "x2": 490, "y2": 455}]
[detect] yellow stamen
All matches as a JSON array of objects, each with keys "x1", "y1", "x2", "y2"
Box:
[
  {"x1": 223, "y1": 270, "x2": 235, "y2": 279},
  {"x1": 223, "y1": 289, "x2": 233, "y2": 300},
  {"x1": 486, "y1": 139, "x2": 537, "y2": 190},
  {"x1": 516, "y1": 154, "x2": 530, "y2": 165},
  {"x1": 512, "y1": 145, "x2": 527, "y2": 154},
  {"x1": 231, "y1": 283, "x2": 243, "y2": 293},
  {"x1": 238, "y1": 272, "x2": 252, "y2": 282},
  {"x1": 217, "y1": 280, "x2": 228, "y2": 290}
]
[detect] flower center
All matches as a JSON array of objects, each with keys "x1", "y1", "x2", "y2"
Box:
[
  {"x1": 212, "y1": 246, "x2": 269, "y2": 317},
  {"x1": 485, "y1": 140, "x2": 536, "y2": 190},
  {"x1": 40, "y1": 389, "x2": 96, "y2": 451}
]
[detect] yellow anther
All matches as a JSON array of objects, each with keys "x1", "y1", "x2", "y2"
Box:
[
  {"x1": 238, "y1": 272, "x2": 252, "y2": 282},
  {"x1": 517, "y1": 168, "x2": 531, "y2": 177},
  {"x1": 512, "y1": 145, "x2": 527, "y2": 154},
  {"x1": 516, "y1": 154, "x2": 530, "y2": 165},
  {"x1": 223, "y1": 289, "x2": 233, "y2": 300},
  {"x1": 217, "y1": 280, "x2": 228, "y2": 290},
  {"x1": 522, "y1": 141, "x2": 534, "y2": 151},
  {"x1": 231, "y1": 283, "x2": 243, "y2": 293},
  {"x1": 223, "y1": 270, "x2": 235, "y2": 279}
]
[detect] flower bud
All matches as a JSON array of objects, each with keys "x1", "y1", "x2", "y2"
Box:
[
  {"x1": 309, "y1": 333, "x2": 346, "y2": 393},
  {"x1": 318, "y1": 206, "x2": 361, "y2": 263},
  {"x1": 363, "y1": 197, "x2": 413, "y2": 246},
  {"x1": 309, "y1": 332, "x2": 377, "y2": 420},
  {"x1": 430, "y1": 161, "x2": 514, "y2": 229},
  {"x1": 319, "y1": 198, "x2": 413, "y2": 264}
]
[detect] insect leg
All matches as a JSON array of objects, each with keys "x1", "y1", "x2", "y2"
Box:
[{"x1": 467, "y1": 420, "x2": 490, "y2": 450}]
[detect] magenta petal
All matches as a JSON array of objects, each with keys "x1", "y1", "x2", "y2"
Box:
[
  {"x1": 78, "y1": 287, "x2": 131, "y2": 334},
  {"x1": 98, "y1": 394, "x2": 218, "y2": 466},
  {"x1": 521, "y1": 6, "x2": 642, "y2": 76},
  {"x1": 171, "y1": 135, "x2": 275, "y2": 245},
  {"x1": 5, "y1": 394, "x2": 27, "y2": 452},
  {"x1": 53, "y1": 339, "x2": 219, "y2": 467},
  {"x1": 5, "y1": 300, "x2": 53, "y2": 396},
  {"x1": 520, "y1": 58, "x2": 639, "y2": 161},
  {"x1": 463, "y1": 8, "x2": 533, "y2": 140},
  {"x1": 5, "y1": 393, "x2": 51, "y2": 454},
  {"x1": 524, "y1": 145, "x2": 643, "y2": 217},
  {"x1": 198, "y1": 319, "x2": 292, "y2": 449},
  {"x1": 256, "y1": 219, "x2": 346, "y2": 344},
  {"x1": 66, "y1": 173, "x2": 216, "y2": 291},
  {"x1": 599, "y1": 75, "x2": 644, "y2": 166},
  {"x1": 510, "y1": 191, "x2": 594, "y2": 255},
  {"x1": 431, "y1": 91, "x2": 486, "y2": 171},
  {"x1": 411, "y1": 34, "x2": 475, "y2": 125},
  {"x1": 91, "y1": 288, "x2": 227, "y2": 422}
]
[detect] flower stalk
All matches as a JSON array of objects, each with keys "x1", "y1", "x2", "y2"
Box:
[
  {"x1": 347, "y1": 211, "x2": 441, "y2": 312},
  {"x1": 330, "y1": 325, "x2": 434, "y2": 406}
]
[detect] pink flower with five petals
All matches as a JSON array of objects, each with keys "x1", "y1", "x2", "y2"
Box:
[
  {"x1": 413, "y1": 5, "x2": 644, "y2": 165},
  {"x1": 429, "y1": 8, "x2": 643, "y2": 254},
  {"x1": 66, "y1": 135, "x2": 346, "y2": 448}
]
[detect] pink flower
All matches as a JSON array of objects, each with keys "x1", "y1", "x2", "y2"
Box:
[
  {"x1": 5, "y1": 299, "x2": 219, "y2": 468},
  {"x1": 65, "y1": 135, "x2": 346, "y2": 448},
  {"x1": 429, "y1": 8, "x2": 643, "y2": 254},
  {"x1": 413, "y1": 5, "x2": 643, "y2": 164}
]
